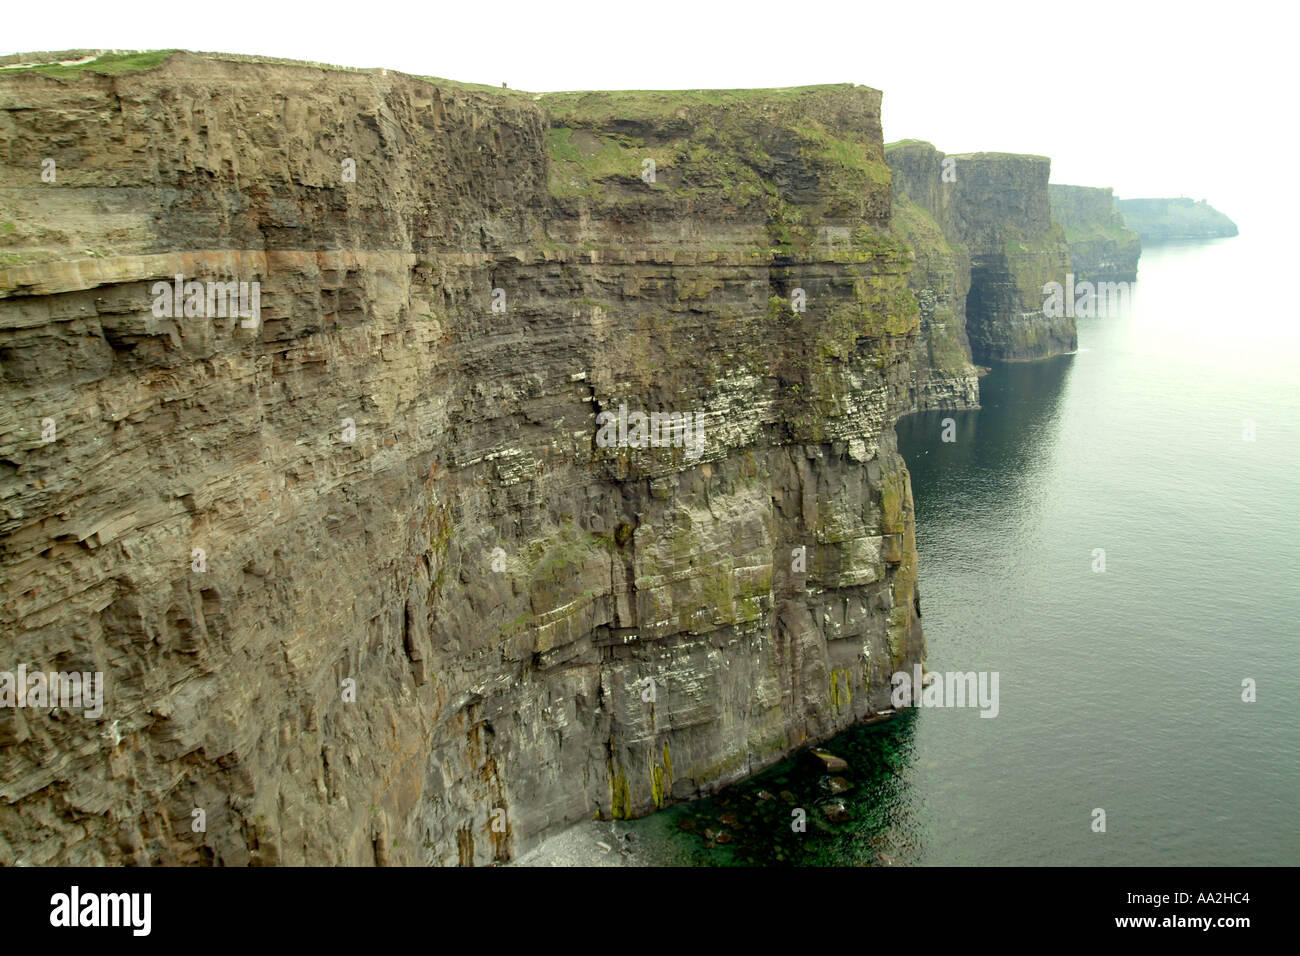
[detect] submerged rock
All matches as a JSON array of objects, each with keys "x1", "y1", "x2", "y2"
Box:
[
  {"x1": 822, "y1": 776, "x2": 852, "y2": 795},
  {"x1": 809, "y1": 748, "x2": 850, "y2": 772},
  {"x1": 822, "y1": 801, "x2": 852, "y2": 823}
]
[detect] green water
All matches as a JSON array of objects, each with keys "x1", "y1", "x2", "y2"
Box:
[{"x1": 640, "y1": 231, "x2": 1300, "y2": 865}]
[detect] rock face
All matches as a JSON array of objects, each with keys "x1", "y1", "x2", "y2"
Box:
[
  {"x1": 1115, "y1": 197, "x2": 1238, "y2": 241},
  {"x1": 0, "y1": 52, "x2": 926, "y2": 865},
  {"x1": 1048, "y1": 185, "x2": 1141, "y2": 282},
  {"x1": 884, "y1": 142, "x2": 978, "y2": 411},
  {"x1": 949, "y1": 154, "x2": 1074, "y2": 363},
  {"x1": 888, "y1": 142, "x2": 1074, "y2": 364}
]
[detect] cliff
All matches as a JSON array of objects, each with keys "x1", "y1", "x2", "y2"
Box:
[
  {"x1": 948, "y1": 153, "x2": 1074, "y2": 362},
  {"x1": 887, "y1": 141, "x2": 1074, "y2": 364},
  {"x1": 0, "y1": 51, "x2": 925, "y2": 865},
  {"x1": 883, "y1": 142, "x2": 979, "y2": 411},
  {"x1": 1114, "y1": 197, "x2": 1238, "y2": 241},
  {"x1": 1048, "y1": 184, "x2": 1141, "y2": 282}
]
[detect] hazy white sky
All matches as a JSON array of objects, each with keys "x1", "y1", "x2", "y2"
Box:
[{"x1": 5, "y1": 0, "x2": 1293, "y2": 229}]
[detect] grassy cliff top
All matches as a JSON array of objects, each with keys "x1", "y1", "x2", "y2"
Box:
[
  {"x1": 0, "y1": 50, "x2": 178, "y2": 77},
  {"x1": 1115, "y1": 197, "x2": 1232, "y2": 210},
  {"x1": 947, "y1": 151, "x2": 1051, "y2": 163},
  {"x1": 538, "y1": 85, "x2": 886, "y2": 154},
  {"x1": 1114, "y1": 197, "x2": 1238, "y2": 238},
  {"x1": 0, "y1": 49, "x2": 543, "y2": 99},
  {"x1": 540, "y1": 84, "x2": 874, "y2": 122},
  {"x1": 1050, "y1": 183, "x2": 1116, "y2": 195},
  {"x1": 885, "y1": 142, "x2": 1051, "y2": 166},
  {"x1": 0, "y1": 50, "x2": 876, "y2": 106}
]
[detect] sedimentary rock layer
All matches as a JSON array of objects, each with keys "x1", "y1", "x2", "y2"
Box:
[
  {"x1": 1049, "y1": 184, "x2": 1141, "y2": 282},
  {"x1": 0, "y1": 52, "x2": 925, "y2": 865}
]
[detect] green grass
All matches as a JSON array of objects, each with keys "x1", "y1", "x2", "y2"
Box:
[
  {"x1": 796, "y1": 124, "x2": 890, "y2": 186},
  {"x1": 547, "y1": 126, "x2": 679, "y2": 198},
  {"x1": 546, "y1": 126, "x2": 582, "y2": 163},
  {"x1": 548, "y1": 127, "x2": 662, "y2": 179},
  {"x1": 0, "y1": 250, "x2": 61, "y2": 268},
  {"x1": 2, "y1": 49, "x2": 538, "y2": 97},
  {"x1": 890, "y1": 194, "x2": 951, "y2": 252},
  {"x1": 5, "y1": 50, "x2": 177, "y2": 78},
  {"x1": 540, "y1": 84, "x2": 860, "y2": 125},
  {"x1": 542, "y1": 86, "x2": 888, "y2": 210},
  {"x1": 1060, "y1": 221, "x2": 1140, "y2": 244},
  {"x1": 411, "y1": 74, "x2": 536, "y2": 100}
]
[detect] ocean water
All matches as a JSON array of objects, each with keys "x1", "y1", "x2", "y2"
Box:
[{"x1": 605, "y1": 229, "x2": 1299, "y2": 866}]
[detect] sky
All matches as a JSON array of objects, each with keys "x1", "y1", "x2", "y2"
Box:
[{"x1": 5, "y1": 0, "x2": 1293, "y2": 231}]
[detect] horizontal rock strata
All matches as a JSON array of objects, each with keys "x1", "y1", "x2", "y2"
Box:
[
  {"x1": 888, "y1": 141, "x2": 1074, "y2": 364},
  {"x1": 884, "y1": 142, "x2": 978, "y2": 410},
  {"x1": 0, "y1": 52, "x2": 925, "y2": 865}
]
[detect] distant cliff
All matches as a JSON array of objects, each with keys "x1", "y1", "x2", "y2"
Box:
[
  {"x1": 1049, "y1": 185, "x2": 1141, "y2": 282},
  {"x1": 887, "y1": 141, "x2": 1074, "y2": 366},
  {"x1": 1116, "y1": 197, "x2": 1238, "y2": 241},
  {"x1": 884, "y1": 142, "x2": 978, "y2": 410}
]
